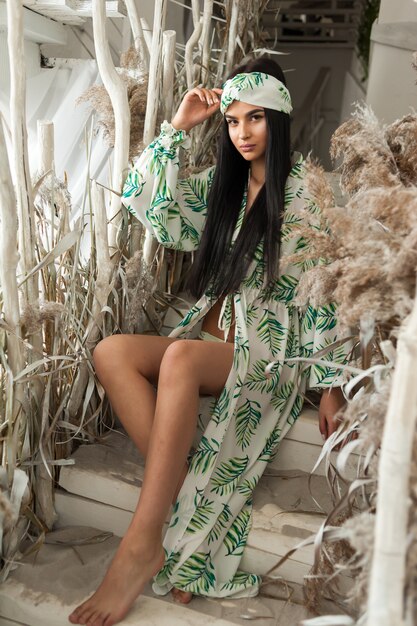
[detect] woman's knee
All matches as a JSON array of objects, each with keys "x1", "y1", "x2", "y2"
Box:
[
  {"x1": 92, "y1": 335, "x2": 131, "y2": 379},
  {"x1": 159, "y1": 340, "x2": 197, "y2": 384}
]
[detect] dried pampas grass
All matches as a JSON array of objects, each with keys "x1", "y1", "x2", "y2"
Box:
[
  {"x1": 330, "y1": 103, "x2": 401, "y2": 195},
  {"x1": 285, "y1": 88, "x2": 417, "y2": 623},
  {"x1": 20, "y1": 302, "x2": 66, "y2": 336}
]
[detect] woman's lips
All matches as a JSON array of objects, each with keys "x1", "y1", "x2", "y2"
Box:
[{"x1": 241, "y1": 144, "x2": 255, "y2": 152}]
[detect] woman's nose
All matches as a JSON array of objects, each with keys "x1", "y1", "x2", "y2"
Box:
[{"x1": 239, "y1": 124, "x2": 249, "y2": 139}]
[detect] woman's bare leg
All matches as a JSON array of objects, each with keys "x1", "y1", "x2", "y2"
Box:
[
  {"x1": 68, "y1": 337, "x2": 233, "y2": 626},
  {"x1": 88, "y1": 334, "x2": 188, "y2": 503}
]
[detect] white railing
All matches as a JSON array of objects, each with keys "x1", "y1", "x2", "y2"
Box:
[
  {"x1": 291, "y1": 65, "x2": 331, "y2": 157},
  {"x1": 263, "y1": 0, "x2": 362, "y2": 46}
]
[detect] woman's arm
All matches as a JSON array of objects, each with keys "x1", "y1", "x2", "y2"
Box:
[{"x1": 122, "y1": 86, "x2": 223, "y2": 252}]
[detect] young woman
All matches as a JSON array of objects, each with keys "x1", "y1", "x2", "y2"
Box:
[{"x1": 69, "y1": 57, "x2": 349, "y2": 626}]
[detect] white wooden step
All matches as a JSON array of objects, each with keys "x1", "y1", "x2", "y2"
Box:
[
  {"x1": 56, "y1": 432, "x2": 347, "y2": 587},
  {"x1": 0, "y1": 526, "x2": 341, "y2": 626},
  {"x1": 0, "y1": 531, "x2": 240, "y2": 626},
  {"x1": 23, "y1": 1, "x2": 127, "y2": 25}
]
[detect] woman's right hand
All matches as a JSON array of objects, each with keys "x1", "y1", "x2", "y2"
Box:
[{"x1": 171, "y1": 86, "x2": 223, "y2": 133}]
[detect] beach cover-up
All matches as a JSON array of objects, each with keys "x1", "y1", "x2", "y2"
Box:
[{"x1": 121, "y1": 120, "x2": 350, "y2": 599}]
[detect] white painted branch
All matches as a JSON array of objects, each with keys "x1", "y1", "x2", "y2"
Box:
[
  {"x1": 185, "y1": 17, "x2": 203, "y2": 90},
  {"x1": 92, "y1": 0, "x2": 130, "y2": 255},
  {"x1": 142, "y1": 0, "x2": 167, "y2": 265},
  {"x1": 91, "y1": 180, "x2": 113, "y2": 314},
  {"x1": 191, "y1": 0, "x2": 200, "y2": 26},
  {"x1": 0, "y1": 118, "x2": 24, "y2": 380},
  {"x1": 143, "y1": 0, "x2": 167, "y2": 145},
  {"x1": 124, "y1": 0, "x2": 149, "y2": 72},
  {"x1": 200, "y1": 0, "x2": 213, "y2": 85},
  {"x1": 366, "y1": 289, "x2": 417, "y2": 626},
  {"x1": 140, "y1": 17, "x2": 152, "y2": 53},
  {"x1": 6, "y1": 0, "x2": 37, "y2": 304},
  {"x1": 162, "y1": 30, "x2": 176, "y2": 120},
  {"x1": 225, "y1": 0, "x2": 239, "y2": 76},
  {"x1": 37, "y1": 120, "x2": 54, "y2": 176}
]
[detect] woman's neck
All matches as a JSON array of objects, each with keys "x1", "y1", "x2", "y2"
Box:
[{"x1": 249, "y1": 160, "x2": 265, "y2": 187}]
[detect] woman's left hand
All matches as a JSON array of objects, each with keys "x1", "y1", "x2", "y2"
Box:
[{"x1": 318, "y1": 386, "x2": 346, "y2": 442}]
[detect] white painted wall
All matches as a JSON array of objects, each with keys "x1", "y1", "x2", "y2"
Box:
[
  {"x1": 278, "y1": 45, "x2": 355, "y2": 169},
  {"x1": 366, "y1": 0, "x2": 417, "y2": 123},
  {"x1": 379, "y1": 0, "x2": 417, "y2": 23},
  {"x1": 0, "y1": 32, "x2": 40, "y2": 93}
]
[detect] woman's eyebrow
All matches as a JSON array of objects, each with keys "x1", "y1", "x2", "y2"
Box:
[{"x1": 225, "y1": 108, "x2": 265, "y2": 120}]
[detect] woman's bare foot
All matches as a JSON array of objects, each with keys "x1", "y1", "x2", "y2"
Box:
[
  {"x1": 68, "y1": 534, "x2": 165, "y2": 626},
  {"x1": 171, "y1": 587, "x2": 193, "y2": 604}
]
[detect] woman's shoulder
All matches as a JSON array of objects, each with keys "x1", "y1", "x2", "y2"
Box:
[
  {"x1": 284, "y1": 151, "x2": 306, "y2": 196},
  {"x1": 288, "y1": 150, "x2": 306, "y2": 179}
]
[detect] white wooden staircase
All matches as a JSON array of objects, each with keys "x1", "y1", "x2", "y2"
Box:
[{"x1": 0, "y1": 401, "x2": 355, "y2": 625}]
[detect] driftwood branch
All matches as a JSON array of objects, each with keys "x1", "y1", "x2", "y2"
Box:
[
  {"x1": 143, "y1": 0, "x2": 167, "y2": 145},
  {"x1": 162, "y1": 30, "x2": 176, "y2": 120},
  {"x1": 366, "y1": 290, "x2": 417, "y2": 626},
  {"x1": 185, "y1": 17, "x2": 203, "y2": 90},
  {"x1": 6, "y1": 0, "x2": 38, "y2": 306},
  {"x1": 142, "y1": 0, "x2": 168, "y2": 266},
  {"x1": 92, "y1": 0, "x2": 130, "y2": 255},
  {"x1": 200, "y1": 0, "x2": 214, "y2": 85},
  {"x1": 124, "y1": 0, "x2": 149, "y2": 72},
  {"x1": 225, "y1": 0, "x2": 239, "y2": 76}
]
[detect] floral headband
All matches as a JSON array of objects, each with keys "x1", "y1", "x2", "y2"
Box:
[{"x1": 220, "y1": 71, "x2": 292, "y2": 115}]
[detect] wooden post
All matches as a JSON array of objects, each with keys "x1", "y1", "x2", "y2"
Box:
[
  {"x1": 366, "y1": 287, "x2": 417, "y2": 626},
  {"x1": 37, "y1": 120, "x2": 54, "y2": 176},
  {"x1": 162, "y1": 30, "x2": 176, "y2": 120},
  {"x1": 92, "y1": 0, "x2": 130, "y2": 255}
]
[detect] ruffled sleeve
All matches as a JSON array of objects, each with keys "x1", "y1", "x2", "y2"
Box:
[{"x1": 121, "y1": 120, "x2": 215, "y2": 251}]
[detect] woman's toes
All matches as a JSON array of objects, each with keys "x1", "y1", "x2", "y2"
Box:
[{"x1": 171, "y1": 588, "x2": 192, "y2": 604}]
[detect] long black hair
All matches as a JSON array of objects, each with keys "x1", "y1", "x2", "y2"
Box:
[{"x1": 186, "y1": 56, "x2": 292, "y2": 300}]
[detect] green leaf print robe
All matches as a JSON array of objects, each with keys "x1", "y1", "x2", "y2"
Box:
[{"x1": 121, "y1": 120, "x2": 351, "y2": 599}]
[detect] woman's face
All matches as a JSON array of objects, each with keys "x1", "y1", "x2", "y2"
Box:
[{"x1": 224, "y1": 100, "x2": 267, "y2": 164}]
